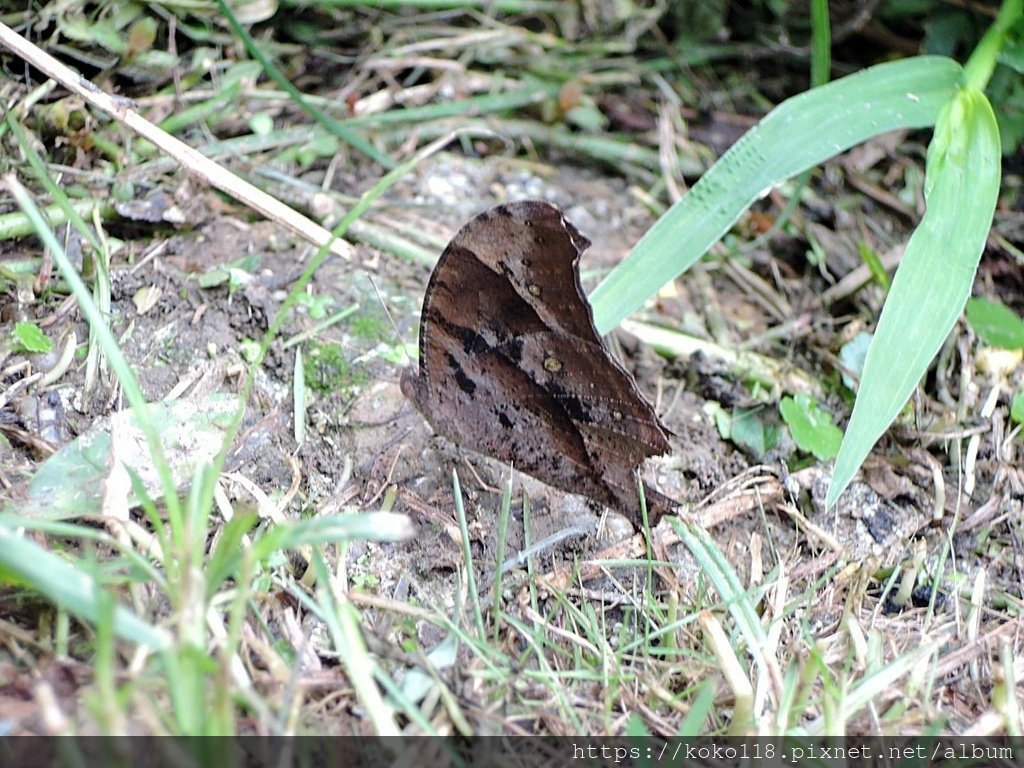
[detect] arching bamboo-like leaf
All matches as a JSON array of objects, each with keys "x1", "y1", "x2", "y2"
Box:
[{"x1": 827, "y1": 88, "x2": 1001, "y2": 507}]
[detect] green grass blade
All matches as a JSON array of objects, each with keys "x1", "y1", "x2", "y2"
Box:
[
  {"x1": 809, "y1": 0, "x2": 831, "y2": 88},
  {"x1": 5, "y1": 114, "x2": 102, "y2": 253},
  {"x1": 0, "y1": 525, "x2": 170, "y2": 650},
  {"x1": 590, "y1": 56, "x2": 964, "y2": 334},
  {"x1": 250, "y1": 513, "x2": 415, "y2": 560},
  {"x1": 4, "y1": 174, "x2": 184, "y2": 526},
  {"x1": 452, "y1": 470, "x2": 485, "y2": 640},
  {"x1": 215, "y1": 0, "x2": 393, "y2": 168},
  {"x1": 670, "y1": 518, "x2": 778, "y2": 684},
  {"x1": 827, "y1": 88, "x2": 1001, "y2": 506},
  {"x1": 311, "y1": 551, "x2": 400, "y2": 735}
]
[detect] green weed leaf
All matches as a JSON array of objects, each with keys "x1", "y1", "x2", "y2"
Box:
[
  {"x1": 13, "y1": 321, "x2": 52, "y2": 353},
  {"x1": 1011, "y1": 392, "x2": 1024, "y2": 425},
  {"x1": 730, "y1": 408, "x2": 780, "y2": 458},
  {"x1": 780, "y1": 394, "x2": 843, "y2": 461},
  {"x1": 966, "y1": 297, "x2": 1024, "y2": 349}
]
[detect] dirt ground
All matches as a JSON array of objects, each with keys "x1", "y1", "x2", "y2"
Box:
[
  {"x1": 9, "y1": 147, "x2": 1012, "y2": 622},
  {"x1": 2, "y1": 92, "x2": 1022, "y2": 733}
]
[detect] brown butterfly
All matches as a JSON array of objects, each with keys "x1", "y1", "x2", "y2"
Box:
[{"x1": 401, "y1": 200, "x2": 676, "y2": 526}]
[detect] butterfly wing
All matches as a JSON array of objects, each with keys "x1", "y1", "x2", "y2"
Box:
[{"x1": 401, "y1": 200, "x2": 675, "y2": 524}]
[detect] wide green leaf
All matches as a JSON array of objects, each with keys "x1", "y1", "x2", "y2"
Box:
[
  {"x1": 18, "y1": 394, "x2": 238, "y2": 520},
  {"x1": 590, "y1": 56, "x2": 964, "y2": 334},
  {"x1": 827, "y1": 88, "x2": 1001, "y2": 507}
]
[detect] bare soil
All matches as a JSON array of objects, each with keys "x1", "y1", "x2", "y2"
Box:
[
  {"x1": 2, "y1": 88, "x2": 1022, "y2": 736},
  {"x1": 15, "y1": 160, "x2": 1002, "y2": 556}
]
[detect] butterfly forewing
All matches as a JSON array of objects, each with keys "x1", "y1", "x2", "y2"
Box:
[{"x1": 401, "y1": 199, "x2": 676, "y2": 525}]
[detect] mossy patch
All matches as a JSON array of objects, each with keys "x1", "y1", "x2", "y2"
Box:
[{"x1": 303, "y1": 341, "x2": 368, "y2": 394}]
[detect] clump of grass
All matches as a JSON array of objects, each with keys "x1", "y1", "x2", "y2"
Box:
[{"x1": 0, "y1": 0, "x2": 1020, "y2": 739}]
